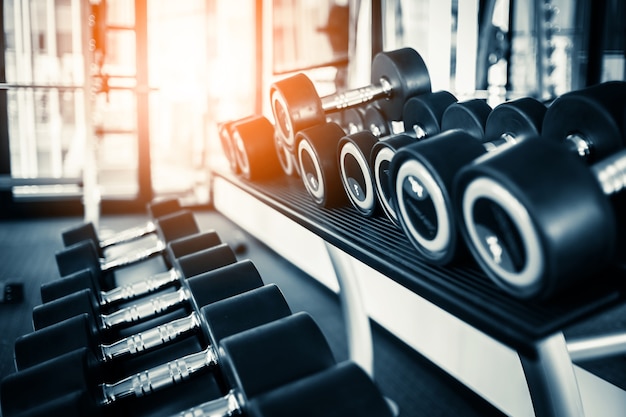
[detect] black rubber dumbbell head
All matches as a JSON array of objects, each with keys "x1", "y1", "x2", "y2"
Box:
[
  {"x1": 231, "y1": 115, "x2": 283, "y2": 181},
  {"x1": 403, "y1": 90, "x2": 458, "y2": 138}
]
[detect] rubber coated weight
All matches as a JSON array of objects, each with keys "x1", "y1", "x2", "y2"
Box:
[
  {"x1": 338, "y1": 131, "x2": 381, "y2": 216},
  {"x1": 41, "y1": 230, "x2": 222, "y2": 304},
  {"x1": 217, "y1": 312, "x2": 336, "y2": 405},
  {"x1": 455, "y1": 136, "x2": 617, "y2": 300},
  {"x1": 218, "y1": 117, "x2": 256, "y2": 175},
  {"x1": 370, "y1": 47, "x2": 432, "y2": 120},
  {"x1": 440, "y1": 99, "x2": 492, "y2": 140},
  {"x1": 231, "y1": 115, "x2": 283, "y2": 181},
  {"x1": 343, "y1": 107, "x2": 366, "y2": 134},
  {"x1": 542, "y1": 81, "x2": 626, "y2": 162},
  {"x1": 390, "y1": 130, "x2": 486, "y2": 264},
  {"x1": 363, "y1": 104, "x2": 391, "y2": 138},
  {"x1": 33, "y1": 243, "x2": 238, "y2": 331},
  {"x1": 296, "y1": 122, "x2": 349, "y2": 207},
  {"x1": 61, "y1": 198, "x2": 181, "y2": 258},
  {"x1": 403, "y1": 90, "x2": 458, "y2": 138},
  {"x1": 371, "y1": 133, "x2": 419, "y2": 225},
  {"x1": 483, "y1": 97, "x2": 547, "y2": 148},
  {"x1": 270, "y1": 47, "x2": 431, "y2": 149},
  {"x1": 245, "y1": 362, "x2": 393, "y2": 417},
  {"x1": 17, "y1": 260, "x2": 268, "y2": 370},
  {"x1": 274, "y1": 134, "x2": 299, "y2": 177},
  {"x1": 370, "y1": 91, "x2": 459, "y2": 225}
]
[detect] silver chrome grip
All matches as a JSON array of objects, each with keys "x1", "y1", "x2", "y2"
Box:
[
  {"x1": 100, "y1": 268, "x2": 181, "y2": 305},
  {"x1": 174, "y1": 390, "x2": 241, "y2": 417},
  {"x1": 320, "y1": 78, "x2": 391, "y2": 112},
  {"x1": 101, "y1": 240, "x2": 166, "y2": 271},
  {"x1": 100, "y1": 312, "x2": 202, "y2": 361},
  {"x1": 100, "y1": 346, "x2": 218, "y2": 405},
  {"x1": 99, "y1": 221, "x2": 157, "y2": 248},
  {"x1": 100, "y1": 286, "x2": 191, "y2": 329},
  {"x1": 592, "y1": 148, "x2": 626, "y2": 195}
]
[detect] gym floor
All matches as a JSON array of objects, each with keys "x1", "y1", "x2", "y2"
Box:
[{"x1": 0, "y1": 209, "x2": 624, "y2": 416}]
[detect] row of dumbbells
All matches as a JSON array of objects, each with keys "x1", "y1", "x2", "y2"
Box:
[
  {"x1": 219, "y1": 46, "x2": 626, "y2": 302},
  {"x1": 0, "y1": 199, "x2": 394, "y2": 417}
]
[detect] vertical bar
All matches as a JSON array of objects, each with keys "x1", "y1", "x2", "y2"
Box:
[
  {"x1": 427, "y1": 0, "x2": 452, "y2": 91},
  {"x1": 324, "y1": 242, "x2": 374, "y2": 378},
  {"x1": 585, "y1": 0, "x2": 606, "y2": 86},
  {"x1": 255, "y1": 0, "x2": 263, "y2": 115},
  {"x1": 0, "y1": 2, "x2": 11, "y2": 194},
  {"x1": 455, "y1": 0, "x2": 478, "y2": 97},
  {"x1": 519, "y1": 332, "x2": 585, "y2": 417},
  {"x1": 135, "y1": 0, "x2": 153, "y2": 204}
]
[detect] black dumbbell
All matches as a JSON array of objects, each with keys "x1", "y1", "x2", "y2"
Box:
[
  {"x1": 338, "y1": 90, "x2": 458, "y2": 217},
  {"x1": 174, "y1": 361, "x2": 393, "y2": 417},
  {"x1": 270, "y1": 47, "x2": 431, "y2": 152},
  {"x1": 389, "y1": 97, "x2": 545, "y2": 265},
  {"x1": 229, "y1": 115, "x2": 283, "y2": 181},
  {"x1": 217, "y1": 116, "x2": 259, "y2": 175},
  {"x1": 16, "y1": 280, "x2": 288, "y2": 379},
  {"x1": 454, "y1": 81, "x2": 626, "y2": 299},
  {"x1": 2, "y1": 312, "x2": 335, "y2": 417},
  {"x1": 41, "y1": 230, "x2": 223, "y2": 305},
  {"x1": 16, "y1": 259, "x2": 268, "y2": 371},
  {"x1": 32, "y1": 243, "x2": 238, "y2": 331},
  {"x1": 61, "y1": 198, "x2": 182, "y2": 259},
  {"x1": 55, "y1": 209, "x2": 200, "y2": 280}
]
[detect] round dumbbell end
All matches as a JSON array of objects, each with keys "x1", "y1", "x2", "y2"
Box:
[
  {"x1": 176, "y1": 242, "x2": 237, "y2": 279},
  {"x1": 391, "y1": 130, "x2": 486, "y2": 264},
  {"x1": 247, "y1": 362, "x2": 394, "y2": 417},
  {"x1": 187, "y1": 259, "x2": 265, "y2": 308},
  {"x1": 167, "y1": 230, "x2": 222, "y2": 260},
  {"x1": 232, "y1": 116, "x2": 283, "y2": 180},
  {"x1": 441, "y1": 99, "x2": 492, "y2": 140},
  {"x1": 55, "y1": 240, "x2": 102, "y2": 278},
  {"x1": 485, "y1": 97, "x2": 546, "y2": 143},
  {"x1": 218, "y1": 312, "x2": 336, "y2": 399},
  {"x1": 456, "y1": 137, "x2": 617, "y2": 299},
  {"x1": 156, "y1": 210, "x2": 199, "y2": 244},
  {"x1": 14, "y1": 313, "x2": 98, "y2": 370},
  {"x1": 542, "y1": 81, "x2": 626, "y2": 161},
  {"x1": 270, "y1": 73, "x2": 325, "y2": 149},
  {"x1": 296, "y1": 122, "x2": 349, "y2": 208},
  {"x1": 371, "y1": 47, "x2": 432, "y2": 120},
  {"x1": 61, "y1": 222, "x2": 104, "y2": 258},
  {"x1": 40, "y1": 268, "x2": 98, "y2": 303},
  {"x1": 32, "y1": 288, "x2": 100, "y2": 331},
  {"x1": 338, "y1": 131, "x2": 379, "y2": 216},
  {"x1": 147, "y1": 197, "x2": 182, "y2": 219},
  {"x1": 403, "y1": 90, "x2": 458, "y2": 137},
  {"x1": 201, "y1": 284, "x2": 292, "y2": 346},
  {"x1": 1, "y1": 347, "x2": 97, "y2": 417}
]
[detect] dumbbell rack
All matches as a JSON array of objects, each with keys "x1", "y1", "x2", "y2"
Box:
[{"x1": 211, "y1": 169, "x2": 626, "y2": 417}]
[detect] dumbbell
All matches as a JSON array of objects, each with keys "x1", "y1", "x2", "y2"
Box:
[
  {"x1": 228, "y1": 115, "x2": 284, "y2": 181},
  {"x1": 454, "y1": 81, "x2": 626, "y2": 299},
  {"x1": 55, "y1": 209, "x2": 200, "y2": 280},
  {"x1": 338, "y1": 91, "x2": 458, "y2": 217},
  {"x1": 389, "y1": 96, "x2": 545, "y2": 265},
  {"x1": 41, "y1": 230, "x2": 223, "y2": 305},
  {"x1": 270, "y1": 47, "x2": 431, "y2": 152},
  {"x1": 62, "y1": 198, "x2": 182, "y2": 259},
  {"x1": 32, "y1": 243, "x2": 238, "y2": 331},
  {"x1": 172, "y1": 361, "x2": 393, "y2": 417},
  {"x1": 16, "y1": 278, "x2": 287, "y2": 380},
  {"x1": 2, "y1": 312, "x2": 335, "y2": 417},
  {"x1": 217, "y1": 116, "x2": 259, "y2": 175}
]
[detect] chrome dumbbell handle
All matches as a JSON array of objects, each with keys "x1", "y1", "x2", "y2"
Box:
[
  {"x1": 100, "y1": 286, "x2": 191, "y2": 329},
  {"x1": 100, "y1": 240, "x2": 166, "y2": 271},
  {"x1": 100, "y1": 346, "x2": 218, "y2": 405},
  {"x1": 174, "y1": 390, "x2": 241, "y2": 417},
  {"x1": 100, "y1": 267, "x2": 181, "y2": 305},
  {"x1": 99, "y1": 221, "x2": 157, "y2": 248},
  {"x1": 100, "y1": 312, "x2": 201, "y2": 361},
  {"x1": 592, "y1": 148, "x2": 626, "y2": 195},
  {"x1": 320, "y1": 78, "x2": 392, "y2": 113}
]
